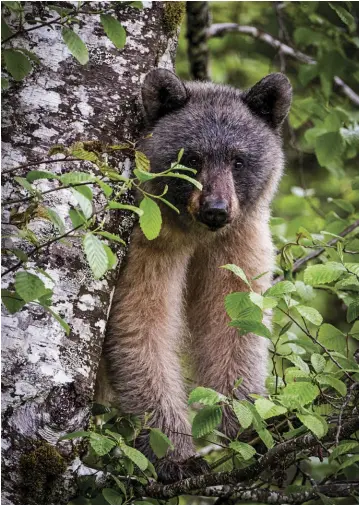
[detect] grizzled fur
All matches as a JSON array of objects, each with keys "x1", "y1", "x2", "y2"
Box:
[{"x1": 96, "y1": 69, "x2": 292, "y2": 482}]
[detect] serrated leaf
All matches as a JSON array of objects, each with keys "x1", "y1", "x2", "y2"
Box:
[
  {"x1": 192, "y1": 406, "x2": 222, "y2": 438},
  {"x1": 347, "y1": 299, "x2": 359, "y2": 323},
  {"x1": 149, "y1": 428, "x2": 174, "y2": 458},
  {"x1": 108, "y1": 201, "x2": 143, "y2": 216},
  {"x1": 254, "y1": 398, "x2": 287, "y2": 419},
  {"x1": 230, "y1": 319, "x2": 271, "y2": 339},
  {"x1": 14, "y1": 176, "x2": 35, "y2": 193},
  {"x1": 61, "y1": 172, "x2": 94, "y2": 185},
  {"x1": 135, "y1": 150, "x2": 150, "y2": 171},
  {"x1": 295, "y1": 281, "x2": 315, "y2": 301},
  {"x1": 311, "y1": 353, "x2": 326, "y2": 373},
  {"x1": 46, "y1": 208, "x2": 66, "y2": 234},
  {"x1": 221, "y1": 264, "x2": 250, "y2": 285},
  {"x1": 229, "y1": 441, "x2": 256, "y2": 460},
  {"x1": 1, "y1": 289, "x2": 25, "y2": 313},
  {"x1": 1, "y1": 78, "x2": 9, "y2": 89},
  {"x1": 318, "y1": 324, "x2": 345, "y2": 352},
  {"x1": 60, "y1": 430, "x2": 90, "y2": 440},
  {"x1": 83, "y1": 233, "x2": 108, "y2": 279},
  {"x1": 96, "y1": 179, "x2": 113, "y2": 198},
  {"x1": 188, "y1": 387, "x2": 221, "y2": 406},
  {"x1": 89, "y1": 433, "x2": 116, "y2": 456},
  {"x1": 133, "y1": 168, "x2": 155, "y2": 182},
  {"x1": 258, "y1": 428, "x2": 274, "y2": 448},
  {"x1": 315, "y1": 131, "x2": 345, "y2": 168},
  {"x1": 224, "y1": 292, "x2": 262, "y2": 321},
  {"x1": 18, "y1": 48, "x2": 40, "y2": 64},
  {"x1": 71, "y1": 188, "x2": 92, "y2": 219},
  {"x1": 102, "y1": 488, "x2": 123, "y2": 505},
  {"x1": 287, "y1": 354, "x2": 310, "y2": 374},
  {"x1": 304, "y1": 262, "x2": 346, "y2": 285},
  {"x1": 15, "y1": 271, "x2": 47, "y2": 303},
  {"x1": 104, "y1": 244, "x2": 118, "y2": 270},
  {"x1": 329, "y1": 3, "x2": 356, "y2": 33},
  {"x1": 139, "y1": 197, "x2": 162, "y2": 240},
  {"x1": 120, "y1": 443, "x2": 148, "y2": 470},
  {"x1": 297, "y1": 413, "x2": 328, "y2": 438},
  {"x1": 165, "y1": 172, "x2": 203, "y2": 190},
  {"x1": 232, "y1": 400, "x2": 253, "y2": 428},
  {"x1": 97, "y1": 231, "x2": 126, "y2": 245},
  {"x1": 2, "y1": 15, "x2": 13, "y2": 40},
  {"x1": 337, "y1": 454, "x2": 359, "y2": 472},
  {"x1": 264, "y1": 281, "x2": 295, "y2": 297},
  {"x1": 317, "y1": 375, "x2": 347, "y2": 396},
  {"x1": 100, "y1": 14, "x2": 126, "y2": 49},
  {"x1": 62, "y1": 27, "x2": 89, "y2": 65},
  {"x1": 281, "y1": 382, "x2": 320, "y2": 408},
  {"x1": 69, "y1": 208, "x2": 87, "y2": 228},
  {"x1": 3, "y1": 49, "x2": 32, "y2": 81},
  {"x1": 295, "y1": 305, "x2": 323, "y2": 326}
]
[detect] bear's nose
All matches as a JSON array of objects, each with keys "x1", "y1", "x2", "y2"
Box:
[{"x1": 199, "y1": 200, "x2": 229, "y2": 229}]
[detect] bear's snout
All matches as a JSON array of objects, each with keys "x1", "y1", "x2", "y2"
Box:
[{"x1": 198, "y1": 198, "x2": 230, "y2": 230}]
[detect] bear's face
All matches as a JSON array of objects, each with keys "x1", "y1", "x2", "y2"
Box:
[{"x1": 140, "y1": 70, "x2": 292, "y2": 231}]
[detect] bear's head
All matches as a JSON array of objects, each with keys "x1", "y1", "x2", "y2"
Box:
[{"x1": 139, "y1": 69, "x2": 292, "y2": 232}]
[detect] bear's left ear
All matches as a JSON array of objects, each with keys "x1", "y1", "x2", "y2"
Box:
[
  {"x1": 141, "y1": 68, "x2": 188, "y2": 124},
  {"x1": 242, "y1": 73, "x2": 292, "y2": 129}
]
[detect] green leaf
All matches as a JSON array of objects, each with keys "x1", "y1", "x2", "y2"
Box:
[
  {"x1": 224, "y1": 292, "x2": 262, "y2": 321},
  {"x1": 102, "y1": 488, "x2": 123, "y2": 505},
  {"x1": 1, "y1": 15, "x2": 13, "y2": 40},
  {"x1": 331, "y1": 199, "x2": 355, "y2": 215},
  {"x1": 69, "y1": 208, "x2": 87, "y2": 228},
  {"x1": 18, "y1": 48, "x2": 40, "y2": 64},
  {"x1": 1, "y1": 77, "x2": 9, "y2": 89},
  {"x1": 315, "y1": 132, "x2": 345, "y2": 168},
  {"x1": 139, "y1": 197, "x2": 162, "y2": 240},
  {"x1": 3, "y1": 49, "x2": 32, "y2": 81},
  {"x1": 336, "y1": 454, "x2": 359, "y2": 472},
  {"x1": 14, "y1": 176, "x2": 35, "y2": 193},
  {"x1": 188, "y1": 387, "x2": 221, "y2": 406},
  {"x1": 104, "y1": 245, "x2": 118, "y2": 270},
  {"x1": 287, "y1": 354, "x2": 310, "y2": 374},
  {"x1": 97, "y1": 231, "x2": 126, "y2": 246},
  {"x1": 83, "y1": 233, "x2": 109, "y2": 279},
  {"x1": 318, "y1": 324, "x2": 345, "y2": 352},
  {"x1": 329, "y1": 3, "x2": 356, "y2": 33},
  {"x1": 45, "y1": 307, "x2": 70, "y2": 335},
  {"x1": 264, "y1": 281, "x2": 295, "y2": 297},
  {"x1": 295, "y1": 281, "x2": 315, "y2": 301},
  {"x1": 304, "y1": 262, "x2": 346, "y2": 285},
  {"x1": 317, "y1": 375, "x2": 347, "y2": 396},
  {"x1": 230, "y1": 320, "x2": 271, "y2": 339},
  {"x1": 89, "y1": 433, "x2": 116, "y2": 456},
  {"x1": 192, "y1": 406, "x2": 222, "y2": 438},
  {"x1": 26, "y1": 170, "x2": 59, "y2": 182},
  {"x1": 229, "y1": 441, "x2": 256, "y2": 460},
  {"x1": 329, "y1": 441, "x2": 359, "y2": 461},
  {"x1": 120, "y1": 443, "x2": 149, "y2": 471},
  {"x1": 108, "y1": 201, "x2": 144, "y2": 216},
  {"x1": 297, "y1": 413, "x2": 328, "y2": 438},
  {"x1": 149, "y1": 428, "x2": 174, "y2": 458},
  {"x1": 15, "y1": 271, "x2": 47, "y2": 303},
  {"x1": 232, "y1": 400, "x2": 253, "y2": 429},
  {"x1": 46, "y1": 208, "x2": 66, "y2": 234},
  {"x1": 1, "y1": 289, "x2": 25, "y2": 313},
  {"x1": 62, "y1": 27, "x2": 89, "y2": 65},
  {"x1": 295, "y1": 305, "x2": 323, "y2": 326},
  {"x1": 100, "y1": 14, "x2": 126, "y2": 49},
  {"x1": 258, "y1": 429, "x2": 274, "y2": 448},
  {"x1": 281, "y1": 382, "x2": 320, "y2": 408},
  {"x1": 347, "y1": 299, "x2": 359, "y2": 323},
  {"x1": 254, "y1": 398, "x2": 287, "y2": 419},
  {"x1": 221, "y1": 264, "x2": 250, "y2": 286},
  {"x1": 96, "y1": 179, "x2": 113, "y2": 198},
  {"x1": 133, "y1": 168, "x2": 155, "y2": 182},
  {"x1": 135, "y1": 150, "x2": 150, "y2": 171},
  {"x1": 71, "y1": 188, "x2": 92, "y2": 219},
  {"x1": 311, "y1": 353, "x2": 326, "y2": 373},
  {"x1": 60, "y1": 172, "x2": 94, "y2": 185},
  {"x1": 165, "y1": 172, "x2": 203, "y2": 191}
]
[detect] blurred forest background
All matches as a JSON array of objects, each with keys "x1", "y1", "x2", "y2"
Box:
[{"x1": 177, "y1": 0, "x2": 359, "y2": 334}]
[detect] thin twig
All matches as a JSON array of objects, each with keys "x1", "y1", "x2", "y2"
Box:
[
  {"x1": 206, "y1": 24, "x2": 359, "y2": 106},
  {"x1": 1, "y1": 157, "x2": 83, "y2": 176},
  {"x1": 335, "y1": 382, "x2": 359, "y2": 446}
]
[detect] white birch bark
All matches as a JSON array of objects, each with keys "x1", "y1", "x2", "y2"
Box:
[{"x1": 1, "y1": 3, "x2": 180, "y2": 504}]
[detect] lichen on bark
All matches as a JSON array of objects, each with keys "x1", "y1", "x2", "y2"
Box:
[{"x1": 1, "y1": 3, "x2": 180, "y2": 504}]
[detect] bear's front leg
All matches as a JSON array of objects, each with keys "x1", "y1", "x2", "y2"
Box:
[
  {"x1": 186, "y1": 221, "x2": 273, "y2": 439},
  {"x1": 103, "y1": 226, "x2": 207, "y2": 482}
]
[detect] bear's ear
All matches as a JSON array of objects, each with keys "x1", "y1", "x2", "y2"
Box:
[
  {"x1": 242, "y1": 73, "x2": 292, "y2": 129},
  {"x1": 141, "y1": 69, "x2": 188, "y2": 123}
]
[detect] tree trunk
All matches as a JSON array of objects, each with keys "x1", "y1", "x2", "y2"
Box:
[{"x1": 1, "y1": 3, "x2": 181, "y2": 504}]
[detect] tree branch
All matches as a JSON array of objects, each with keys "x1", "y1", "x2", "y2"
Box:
[
  {"x1": 186, "y1": 1, "x2": 210, "y2": 81},
  {"x1": 144, "y1": 416, "x2": 359, "y2": 499},
  {"x1": 273, "y1": 218, "x2": 359, "y2": 282},
  {"x1": 206, "y1": 23, "x2": 359, "y2": 106}
]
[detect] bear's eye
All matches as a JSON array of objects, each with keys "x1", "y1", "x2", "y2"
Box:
[
  {"x1": 182, "y1": 155, "x2": 201, "y2": 170},
  {"x1": 233, "y1": 157, "x2": 245, "y2": 170}
]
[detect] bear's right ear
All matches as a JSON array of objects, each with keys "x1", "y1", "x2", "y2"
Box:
[{"x1": 141, "y1": 69, "x2": 188, "y2": 123}]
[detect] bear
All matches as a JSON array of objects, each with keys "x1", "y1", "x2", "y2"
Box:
[{"x1": 96, "y1": 69, "x2": 292, "y2": 482}]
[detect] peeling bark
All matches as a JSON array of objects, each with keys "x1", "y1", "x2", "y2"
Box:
[{"x1": 1, "y1": 3, "x2": 179, "y2": 504}]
